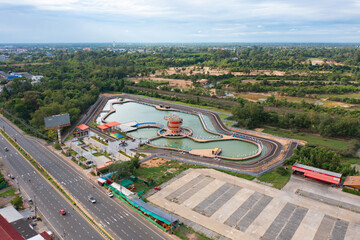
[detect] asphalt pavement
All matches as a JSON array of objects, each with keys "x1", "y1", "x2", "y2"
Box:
[
  {"x1": 0, "y1": 116, "x2": 169, "y2": 240},
  {"x1": 0, "y1": 133, "x2": 104, "y2": 240}
]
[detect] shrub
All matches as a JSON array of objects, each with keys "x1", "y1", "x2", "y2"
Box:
[
  {"x1": 11, "y1": 196, "x2": 23, "y2": 209},
  {"x1": 343, "y1": 187, "x2": 360, "y2": 196},
  {"x1": 53, "y1": 141, "x2": 61, "y2": 150},
  {"x1": 276, "y1": 166, "x2": 290, "y2": 176}
]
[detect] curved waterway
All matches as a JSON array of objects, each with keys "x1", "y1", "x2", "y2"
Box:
[{"x1": 99, "y1": 101, "x2": 259, "y2": 159}]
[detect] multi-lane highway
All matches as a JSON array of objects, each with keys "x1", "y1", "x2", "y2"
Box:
[
  {"x1": 0, "y1": 116, "x2": 169, "y2": 240},
  {"x1": 0, "y1": 132, "x2": 104, "y2": 240}
]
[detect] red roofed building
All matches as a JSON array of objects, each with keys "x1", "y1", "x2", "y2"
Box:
[
  {"x1": 73, "y1": 124, "x2": 89, "y2": 138},
  {"x1": 0, "y1": 214, "x2": 25, "y2": 240},
  {"x1": 39, "y1": 231, "x2": 53, "y2": 240},
  {"x1": 97, "y1": 121, "x2": 120, "y2": 133},
  {"x1": 292, "y1": 162, "x2": 342, "y2": 185}
]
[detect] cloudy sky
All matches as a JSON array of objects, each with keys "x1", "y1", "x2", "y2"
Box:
[{"x1": 1, "y1": 0, "x2": 360, "y2": 43}]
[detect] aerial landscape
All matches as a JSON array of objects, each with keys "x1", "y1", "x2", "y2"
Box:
[{"x1": 0, "y1": 1, "x2": 360, "y2": 240}]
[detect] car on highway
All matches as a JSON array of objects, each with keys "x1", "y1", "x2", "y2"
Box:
[
  {"x1": 88, "y1": 196, "x2": 96, "y2": 203},
  {"x1": 59, "y1": 209, "x2": 66, "y2": 215},
  {"x1": 4, "y1": 147, "x2": 8, "y2": 152},
  {"x1": 108, "y1": 192, "x2": 114, "y2": 198}
]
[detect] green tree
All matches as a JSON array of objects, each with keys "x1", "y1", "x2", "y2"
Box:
[{"x1": 11, "y1": 196, "x2": 23, "y2": 209}]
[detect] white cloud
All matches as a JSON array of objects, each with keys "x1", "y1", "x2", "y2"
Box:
[{"x1": 1, "y1": 0, "x2": 360, "y2": 42}]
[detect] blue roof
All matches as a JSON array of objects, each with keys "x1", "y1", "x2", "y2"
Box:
[{"x1": 130, "y1": 198, "x2": 178, "y2": 224}]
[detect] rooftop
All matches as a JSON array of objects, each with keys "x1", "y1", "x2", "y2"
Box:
[
  {"x1": 0, "y1": 214, "x2": 25, "y2": 240},
  {"x1": 343, "y1": 176, "x2": 360, "y2": 187},
  {"x1": 293, "y1": 162, "x2": 342, "y2": 178},
  {"x1": 77, "y1": 124, "x2": 89, "y2": 131},
  {"x1": 0, "y1": 206, "x2": 24, "y2": 223}
]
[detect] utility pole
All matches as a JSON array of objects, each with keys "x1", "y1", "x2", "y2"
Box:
[{"x1": 34, "y1": 195, "x2": 37, "y2": 217}]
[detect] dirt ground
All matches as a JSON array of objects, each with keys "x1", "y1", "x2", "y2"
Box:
[
  {"x1": 152, "y1": 66, "x2": 328, "y2": 77},
  {"x1": 8, "y1": 62, "x2": 50, "y2": 66},
  {"x1": 140, "y1": 157, "x2": 172, "y2": 168},
  {"x1": 129, "y1": 77, "x2": 194, "y2": 89}
]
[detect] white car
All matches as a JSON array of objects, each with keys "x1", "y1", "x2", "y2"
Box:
[
  {"x1": 108, "y1": 192, "x2": 114, "y2": 198},
  {"x1": 88, "y1": 196, "x2": 96, "y2": 203}
]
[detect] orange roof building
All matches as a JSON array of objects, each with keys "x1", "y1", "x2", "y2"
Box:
[
  {"x1": 105, "y1": 121, "x2": 120, "y2": 127},
  {"x1": 343, "y1": 176, "x2": 360, "y2": 190},
  {"x1": 97, "y1": 121, "x2": 120, "y2": 131},
  {"x1": 77, "y1": 124, "x2": 89, "y2": 130}
]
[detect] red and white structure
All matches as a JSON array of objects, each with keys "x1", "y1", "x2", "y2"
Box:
[
  {"x1": 164, "y1": 114, "x2": 183, "y2": 135},
  {"x1": 292, "y1": 162, "x2": 342, "y2": 185}
]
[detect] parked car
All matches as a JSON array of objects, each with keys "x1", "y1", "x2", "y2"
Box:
[
  {"x1": 154, "y1": 186, "x2": 161, "y2": 191},
  {"x1": 88, "y1": 196, "x2": 96, "y2": 203},
  {"x1": 86, "y1": 161, "x2": 93, "y2": 167},
  {"x1": 59, "y1": 209, "x2": 66, "y2": 215},
  {"x1": 108, "y1": 192, "x2": 114, "y2": 198}
]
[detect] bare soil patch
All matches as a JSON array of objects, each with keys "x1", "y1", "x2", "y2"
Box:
[
  {"x1": 9, "y1": 62, "x2": 50, "y2": 66},
  {"x1": 140, "y1": 157, "x2": 171, "y2": 168},
  {"x1": 129, "y1": 77, "x2": 194, "y2": 89}
]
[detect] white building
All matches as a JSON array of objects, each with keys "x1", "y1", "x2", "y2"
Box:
[{"x1": 31, "y1": 75, "x2": 43, "y2": 84}]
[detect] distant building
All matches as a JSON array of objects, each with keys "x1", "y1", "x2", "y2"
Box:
[
  {"x1": 0, "y1": 71, "x2": 9, "y2": 80},
  {"x1": 0, "y1": 55, "x2": 9, "y2": 61},
  {"x1": 31, "y1": 75, "x2": 43, "y2": 84},
  {"x1": 9, "y1": 72, "x2": 33, "y2": 79}
]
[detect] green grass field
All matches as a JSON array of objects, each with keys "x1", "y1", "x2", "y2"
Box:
[
  {"x1": 0, "y1": 188, "x2": 16, "y2": 197},
  {"x1": 256, "y1": 167, "x2": 292, "y2": 189},
  {"x1": 174, "y1": 225, "x2": 212, "y2": 240},
  {"x1": 263, "y1": 126, "x2": 349, "y2": 150}
]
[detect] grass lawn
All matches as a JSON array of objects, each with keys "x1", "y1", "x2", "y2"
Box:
[
  {"x1": 263, "y1": 126, "x2": 349, "y2": 150},
  {"x1": 0, "y1": 188, "x2": 17, "y2": 197},
  {"x1": 174, "y1": 225, "x2": 212, "y2": 240},
  {"x1": 134, "y1": 160, "x2": 206, "y2": 193},
  {"x1": 218, "y1": 170, "x2": 255, "y2": 181},
  {"x1": 341, "y1": 157, "x2": 360, "y2": 165},
  {"x1": 68, "y1": 149, "x2": 78, "y2": 156},
  {"x1": 218, "y1": 113, "x2": 231, "y2": 119},
  {"x1": 93, "y1": 152, "x2": 103, "y2": 157},
  {"x1": 223, "y1": 120, "x2": 234, "y2": 127},
  {"x1": 256, "y1": 167, "x2": 292, "y2": 189}
]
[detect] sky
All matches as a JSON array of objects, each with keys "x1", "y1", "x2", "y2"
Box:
[{"x1": 0, "y1": 0, "x2": 360, "y2": 43}]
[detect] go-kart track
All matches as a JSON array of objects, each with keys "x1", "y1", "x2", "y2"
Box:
[{"x1": 79, "y1": 94, "x2": 298, "y2": 176}]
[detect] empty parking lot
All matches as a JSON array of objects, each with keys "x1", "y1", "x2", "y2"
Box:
[{"x1": 148, "y1": 169, "x2": 360, "y2": 240}]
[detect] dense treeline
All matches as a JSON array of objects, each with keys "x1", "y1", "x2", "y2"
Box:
[
  {"x1": 286, "y1": 146, "x2": 357, "y2": 176},
  {"x1": 232, "y1": 101, "x2": 360, "y2": 139}
]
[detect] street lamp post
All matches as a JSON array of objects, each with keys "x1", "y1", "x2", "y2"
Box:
[{"x1": 16, "y1": 178, "x2": 20, "y2": 194}]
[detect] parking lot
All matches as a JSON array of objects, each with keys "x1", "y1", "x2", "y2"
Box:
[{"x1": 148, "y1": 169, "x2": 360, "y2": 240}]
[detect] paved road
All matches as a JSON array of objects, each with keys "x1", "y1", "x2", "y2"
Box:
[
  {"x1": 0, "y1": 117, "x2": 169, "y2": 240},
  {"x1": 0, "y1": 134, "x2": 104, "y2": 240}
]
